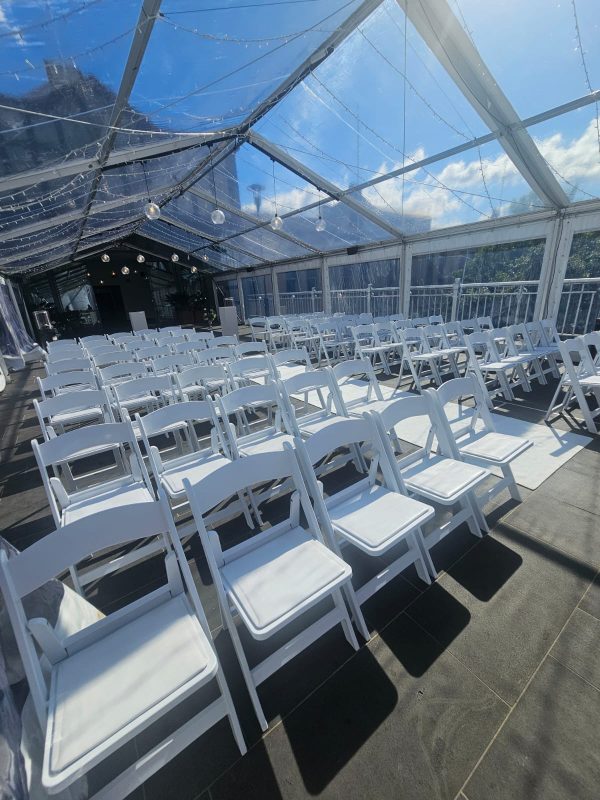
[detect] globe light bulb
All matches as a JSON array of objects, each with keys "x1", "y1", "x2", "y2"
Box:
[
  {"x1": 101, "y1": 253, "x2": 110, "y2": 262},
  {"x1": 144, "y1": 201, "x2": 161, "y2": 220},
  {"x1": 191, "y1": 266, "x2": 198, "y2": 274},
  {"x1": 121, "y1": 266, "x2": 130, "y2": 276},
  {"x1": 136, "y1": 253, "x2": 145, "y2": 263},
  {"x1": 171, "y1": 253, "x2": 179, "y2": 262},
  {"x1": 270, "y1": 214, "x2": 283, "y2": 231},
  {"x1": 315, "y1": 216, "x2": 326, "y2": 232},
  {"x1": 211, "y1": 207, "x2": 225, "y2": 225},
  {"x1": 202, "y1": 253, "x2": 209, "y2": 262}
]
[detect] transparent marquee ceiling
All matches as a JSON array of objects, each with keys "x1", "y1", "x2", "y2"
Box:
[{"x1": 0, "y1": 0, "x2": 598, "y2": 276}]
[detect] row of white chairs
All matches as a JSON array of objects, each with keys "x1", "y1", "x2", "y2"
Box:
[{"x1": 545, "y1": 331, "x2": 600, "y2": 433}]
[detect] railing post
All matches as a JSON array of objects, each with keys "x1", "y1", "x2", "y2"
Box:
[
  {"x1": 367, "y1": 283, "x2": 372, "y2": 315},
  {"x1": 451, "y1": 277, "x2": 461, "y2": 321},
  {"x1": 311, "y1": 287, "x2": 316, "y2": 313}
]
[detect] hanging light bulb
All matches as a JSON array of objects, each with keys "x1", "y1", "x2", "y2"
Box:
[
  {"x1": 191, "y1": 266, "x2": 198, "y2": 274},
  {"x1": 202, "y1": 253, "x2": 209, "y2": 262},
  {"x1": 101, "y1": 253, "x2": 110, "y2": 262},
  {"x1": 171, "y1": 253, "x2": 179, "y2": 262},
  {"x1": 141, "y1": 161, "x2": 160, "y2": 220},
  {"x1": 269, "y1": 158, "x2": 283, "y2": 231},
  {"x1": 209, "y1": 144, "x2": 226, "y2": 225},
  {"x1": 144, "y1": 201, "x2": 160, "y2": 220},
  {"x1": 315, "y1": 190, "x2": 326, "y2": 232},
  {"x1": 121, "y1": 266, "x2": 130, "y2": 276},
  {"x1": 211, "y1": 207, "x2": 225, "y2": 225},
  {"x1": 136, "y1": 253, "x2": 145, "y2": 263}
]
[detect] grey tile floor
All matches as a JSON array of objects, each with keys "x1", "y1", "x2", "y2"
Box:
[{"x1": 1, "y1": 365, "x2": 599, "y2": 800}]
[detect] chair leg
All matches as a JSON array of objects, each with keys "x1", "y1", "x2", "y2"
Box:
[
  {"x1": 215, "y1": 670, "x2": 247, "y2": 755},
  {"x1": 338, "y1": 585, "x2": 369, "y2": 643},
  {"x1": 502, "y1": 463, "x2": 522, "y2": 502},
  {"x1": 223, "y1": 604, "x2": 269, "y2": 731},
  {"x1": 462, "y1": 495, "x2": 484, "y2": 537},
  {"x1": 411, "y1": 530, "x2": 434, "y2": 583}
]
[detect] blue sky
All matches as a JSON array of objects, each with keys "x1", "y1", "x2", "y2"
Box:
[{"x1": 0, "y1": 0, "x2": 599, "y2": 241}]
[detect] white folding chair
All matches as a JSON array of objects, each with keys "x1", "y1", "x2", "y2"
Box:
[
  {"x1": 173, "y1": 340, "x2": 210, "y2": 361},
  {"x1": 112, "y1": 375, "x2": 175, "y2": 424},
  {"x1": 369, "y1": 394, "x2": 489, "y2": 567},
  {"x1": 198, "y1": 345, "x2": 236, "y2": 365},
  {"x1": 97, "y1": 362, "x2": 150, "y2": 389},
  {"x1": 217, "y1": 383, "x2": 294, "y2": 458},
  {"x1": 277, "y1": 368, "x2": 346, "y2": 440},
  {"x1": 134, "y1": 345, "x2": 171, "y2": 362},
  {"x1": 176, "y1": 364, "x2": 230, "y2": 400},
  {"x1": 37, "y1": 370, "x2": 98, "y2": 400},
  {"x1": 151, "y1": 353, "x2": 195, "y2": 376},
  {"x1": 227, "y1": 355, "x2": 274, "y2": 387},
  {"x1": 34, "y1": 389, "x2": 114, "y2": 440},
  {"x1": 545, "y1": 336, "x2": 600, "y2": 433},
  {"x1": 332, "y1": 358, "x2": 403, "y2": 417},
  {"x1": 294, "y1": 416, "x2": 434, "y2": 613},
  {"x1": 212, "y1": 335, "x2": 238, "y2": 347},
  {"x1": 428, "y1": 376, "x2": 532, "y2": 505},
  {"x1": 137, "y1": 400, "x2": 255, "y2": 531},
  {"x1": 247, "y1": 317, "x2": 268, "y2": 342},
  {"x1": 45, "y1": 346, "x2": 84, "y2": 361},
  {"x1": 92, "y1": 351, "x2": 134, "y2": 370},
  {"x1": 0, "y1": 499, "x2": 245, "y2": 799},
  {"x1": 235, "y1": 341, "x2": 268, "y2": 358},
  {"x1": 183, "y1": 449, "x2": 365, "y2": 730},
  {"x1": 270, "y1": 347, "x2": 312, "y2": 381},
  {"x1": 351, "y1": 324, "x2": 395, "y2": 375}
]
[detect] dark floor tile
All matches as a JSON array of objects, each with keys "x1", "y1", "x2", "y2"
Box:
[
  {"x1": 535, "y1": 467, "x2": 600, "y2": 517},
  {"x1": 213, "y1": 615, "x2": 507, "y2": 800},
  {"x1": 550, "y1": 607, "x2": 600, "y2": 689},
  {"x1": 465, "y1": 657, "x2": 600, "y2": 800},
  {"x1": 406, "y1": 524, "x2": 595, "y2": 704},
  {"x1": 579, "y1": 573, "x2": 600, "y2": 620},
  {"x1": 504, "y1": 490, "x2": 600, "y2": 567}
]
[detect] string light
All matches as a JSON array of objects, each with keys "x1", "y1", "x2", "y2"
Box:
[
  {"x1": 142, "y1": 161, "x2": 161, "y2": 220},
  {"x1": 171, "y1": 253, "x2": 179, "y2": 262},
  {"x1": 101, "y1": 252, "x2": 110, "y2": 262},
  {"x1": 191, "y1": 265, "x2": 198, "y2": 273},
  {"x1": 121, "y1": 266, "x2": 130, "y2": 275},
  {"x1": 270, "y1": 158, "x2": 283, "y2": 231},
  {"x1": 136, "y1": 253, "x2": 145, "y2": 263}
]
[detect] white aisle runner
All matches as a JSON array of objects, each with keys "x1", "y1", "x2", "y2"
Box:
[{"x1": 295, "y1": 380, "x2": 591, "y2": 491}]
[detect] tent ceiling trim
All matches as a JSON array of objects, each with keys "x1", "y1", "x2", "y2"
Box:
[
  {"x1": 159, "y1": 214, "x2": 271, "y2": 264},
  {"x1": 249, "y1": 133, "x2": 404, "y2": 237}
]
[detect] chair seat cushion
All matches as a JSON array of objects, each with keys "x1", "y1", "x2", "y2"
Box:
[
  {"x1": 45, "y1": 594, "x2": 217, "y2": 785},
  {"x1": 161, "y1": 452, "x2": 230, "y2": 497},
  {"x1": 221, "y1": 526, "x2": 351, "y2": 638},
  {"x1": 458, "y1": 431, "x2": 532, "y2": 464},
  {"x1": 328, "y1": 484, "x2": 433, "y2": 555},
  {"x1": 63, "y1": 484, "x2": 154, "y2": 525},
  {"x1": 402, "y1": 455, "x2": 487, "y2": 503}
]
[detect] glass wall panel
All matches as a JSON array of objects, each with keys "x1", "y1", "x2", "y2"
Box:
[
  {"x1": 558, "y1": 230, "x2": 600, "y2": 334},
  {"x1": 410, "y1": 239, "x2": 545, "y2": 324},
  {"x1": 241, "y1": 274, "x2": 274, "y2": 319},
  {"x1": 277, "y1": 269, "x2": 323, "y2": 314},
  {"x1": 330, "y1": 259, "x2": 399, "y2": 315}
]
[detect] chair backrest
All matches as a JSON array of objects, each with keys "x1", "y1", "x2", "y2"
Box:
[
  {"x1": 227, "y1": 355, "x2": 273, "y2": 386},
  {"x1": 97, "y1": 362, "x2": 149, "y2": 385},
  {"x1": 297, "y1": 415, "x2": 384, "y2": 474},
  {"x1": 0, "y1": 497, "x2": 196, "y2": 729},
  {"x1": 217, "y1": 383, "x2": 287, "y2": 452},
  {"x1": 151, "y1": 353, "x2": 194, "y2": 375},
  {"x1": 370, "y1": 393, "x2": 452, "y2": 461},
  {"x1": 91, "y1": 352, "x2": 135, "y2": 369},
  {"x1": 212, "y1": 335, "x2": 238, "y2": 347},
  {"x1": 135, "y1": 345, "x2": 171, "y2": 361},
  {"x1": 37, "y1": 370, "x2": 98, "y2": 399},
  {"x1": 174, "y1": 341, "x2": 206, "y2": 358},
  {"x1": 34, "y1": 389, "x2": 113, "y2": 437},
  {"x1": 198, "y1": 345, "x2": 235, "y2": 364},
  {"x1": 351, "y1": 324, "x2": 375, "y2": 346},
  {"x1": 84, "y1": 343, "x2": 122, "y2": 356},
  {"x1": 429, "y1": 375, "x2": 494, "y2": 444},
  {"x1": 47, "y1": 338, "x2": 77, "y2": 350},
  {"x1": 540, "y1": 318, "x2": 560, "y2": 347},
  {"x1": 443, "y1": 321, "x2": 465, "y2": 344},
  {"x1": 559, "y1": 336, "x2": 597, "y2": 381},
  {"x1": 138, "y1": 399, "x2": 225, "y2": 471},
  {"x1": 412, "y1": 317, "x2": 429, "y2": 326},
  {"x1": 46, "y1": 346, "x2": 84, "y2": 361},
  {"x1": 188, "y1": 331, "x2": 215, "y2": 342},
  {"x1": 177, "y1": 364, "x2": 228, "y2": 393},
  {"x1": 358, "y1": 312, "x2": 373, "y2": 324},
  {"x1": 45, "y1": 357, "x2": 91, "y2": 375},
  {"x1": 113, "y1": 375, "x2": 173, "y2": 405},
  {"x1": 429, "y1": 314, "x2": 444, "y2": 324},
  {"x1": 270, "y1": 347, "x2": 311, "y2": 369},
  {"x1": 477, "y1": 316, "x2": 494, "y2": 330},
  {"x1": 79, "y1": 335, "x2": 107, "y2": 344},
  {"x1": 235, "y1": 341, "x2": 268, "y2": 358}
]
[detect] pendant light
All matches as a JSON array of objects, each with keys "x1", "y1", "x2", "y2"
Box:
[
  {"x1": 136, "y1": 253, "x2": 145, "y2": 263},
  {"x1": 101, "y1": 253, "x2": 110, "y2": 262},
  {"x1": 209, "y1": 145, "x2": 225, "y2": 225},
  {"x1": 315, "y1": 190, "x2": 326, "y2": 232},
  {"x1": 270, "y1": 158, "x2": 283, "y2": 231},
  {"x1": 142, "y1": 161, "x2": 160, "y2": 220}
]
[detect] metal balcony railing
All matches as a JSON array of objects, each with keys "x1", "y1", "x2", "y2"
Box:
[
  {"x1": 278, "y1": 289, "x2": 323, "y2": 315},
  {"x1": 330, "y1": 285, "x2": 401, "y2": 317},
  {"x1": 557, "y1": 277, "x2": 600, "y2": 334}
]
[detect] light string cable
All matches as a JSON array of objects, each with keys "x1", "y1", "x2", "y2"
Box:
[{"x1": 571, "y1": 0, "x2": 600, "y2": 158}]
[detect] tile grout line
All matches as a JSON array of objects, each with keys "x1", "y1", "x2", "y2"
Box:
[
  {"x1": 546, "y1": 653, "x2": 600, "y2": 694},
  {"x1": 500, "y1": 513, "x2": 600, "y2": 568},
  {"x1": 451, "y1": 564, "x2": 600, "y2": 800}
]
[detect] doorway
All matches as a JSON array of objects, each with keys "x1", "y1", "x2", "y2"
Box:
[{"x1": 93, "y1": 284, "x2": 128, "y2": 332}]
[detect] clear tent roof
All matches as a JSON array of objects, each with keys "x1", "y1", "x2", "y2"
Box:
[{"x1": 0, "y1": 0, "x2": 598, "y2": 276}]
